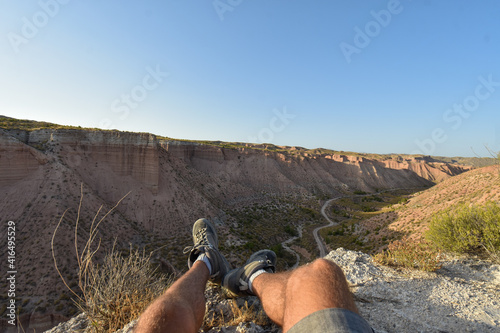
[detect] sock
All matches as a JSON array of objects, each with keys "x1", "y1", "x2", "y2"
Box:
[
  {"x1": 248, "y1": 269, "x2": 267, "y2": 293},
  {"x1": 194, "y1": 253, "x2": 212, "y2": 275}
]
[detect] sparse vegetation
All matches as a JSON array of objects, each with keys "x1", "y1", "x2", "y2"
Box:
[
  {"x1": 225, "y1": 198, "x2": 320, "y2": 269},
  {"x1": 284, "y1": 225, "x2": 299, "y2": 237},
  {"x1": 373, "y1": 237, "x2": 442, "y2": 271},
  {"x1": 52, "y1": 186, "x2": 173, "y2": 332},
  {"x1": 79, "y1": 247, "x2": 173, "y2": 332},
  {"x1": 203, "y1": 298, "x2": 270, "y2": 330},
  {"x1": 426, "y1": 202, "x2": 500, "y2": 263},
  {"x1": 319, "y1": 190, "x2": 417, "y2": 254},
  {"x1": 0, "y1": 115, "x2": 85, "y2": 131},
  {"x1": 354, "y1": 190, "x2": 367, "y2": 195}
]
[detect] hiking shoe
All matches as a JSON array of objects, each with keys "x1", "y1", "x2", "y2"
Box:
[
  {"x1": 223, "y1": 249, "x2": 277, "y2": 296},
  {"x1": 183, "y1": 218, "x2": 231, "y2": 284}
]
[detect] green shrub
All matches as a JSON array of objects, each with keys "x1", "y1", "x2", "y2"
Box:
[
  {"x1": 284, "y1": 225, "x2": 298, "y2": 237},
  {"x1": 270, "y1": 243, "x2": 284, "y2": 258},
  {"x1": 398, "y1": 197, "x2": 409, "y2": 205},
  {"x1": 244, "y1": 241, "x2": 258, "y2": 252},
  {"x1": 426, "y1": 202, "x2": 500, "y2": 263},
  {"x1": 361, "y1": 205, "x2": 376, "y2": 212}
]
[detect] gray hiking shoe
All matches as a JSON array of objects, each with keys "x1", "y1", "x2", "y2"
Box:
[
  {"x1": 223, "y1": 249, "x2": 277, "y2": 296},
  {"x1": 183, "y1": 218, "x2": 231, "y2": 284}
]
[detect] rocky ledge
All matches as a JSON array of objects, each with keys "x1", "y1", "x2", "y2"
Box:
[{"x1": 45, "y1": 248, "x2": 500, "y2": 333}]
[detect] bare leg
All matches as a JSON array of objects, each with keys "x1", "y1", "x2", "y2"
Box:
[
  {"x1": 135, "y1": 262, "x2": 209, "y2": 333},
  {"x1": 253, "y1": 259, "x2": 357, "y2": 332},
  {"x1": 252, "y1": 272, "x2": 287, "y2": 325}
]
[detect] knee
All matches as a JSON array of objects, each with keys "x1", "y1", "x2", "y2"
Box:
[
  {"x1": 309, "y1": 259, "x2": 346, "y2": 279},
  {"x1": 288, "y1": 259, "x2": 346, "y2": 288}
]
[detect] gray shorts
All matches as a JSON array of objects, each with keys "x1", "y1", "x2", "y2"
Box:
[{"x1": 287, "y1": 308, "x2": 373, "y2": 333}]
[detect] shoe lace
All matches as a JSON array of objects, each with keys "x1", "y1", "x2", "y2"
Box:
[{"x1": 183, "y1": 228, "x2": 212, "y2": 255}]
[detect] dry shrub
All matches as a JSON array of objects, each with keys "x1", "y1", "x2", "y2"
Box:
[
  {"x1": 51, "y1": 185, "x2": 173, "y2": 332},
  {"x1": 374, "y1": 237, "x2": 442, "y2": 272},
  {"x1": 81, "y1": 248, "x2": 173, "y2": 332}
]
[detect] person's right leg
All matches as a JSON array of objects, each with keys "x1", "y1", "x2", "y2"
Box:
[
  {"x1": 257, "y1": 259, "x2": 358, "y2": 331},
  {"x1": 250, "y1": 271, "x2": 287, "y2": 325},
  {"x1": 226, "y1": 257, "x2": 359, "y2": 332}
]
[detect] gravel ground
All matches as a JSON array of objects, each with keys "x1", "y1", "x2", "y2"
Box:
[{"x1": 326, "y1": 248, "x2": 500, "y2": 333}]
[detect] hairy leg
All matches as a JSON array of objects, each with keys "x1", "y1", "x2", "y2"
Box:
[
  {"x1": 135, "y1": 262, "x2": 209, "y2": 333},
  {"x1": 252, "y1": 272, "x2": 287, "y2": 325},
  {"x1": 253, "y1": 259, "x2": 357, "y2": 332}
]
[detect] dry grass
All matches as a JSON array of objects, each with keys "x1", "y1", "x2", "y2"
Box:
[
  {"x1": 82, "y1": 247, "x2": 173, "y2": 332},
  {"x1": 373, "y1": 237, "x2": 442, "y2": 272},
  {"x1": 203, "y1": 299, "x2": 270, "y2": 330},
  {"x1": 51, "y1": 185, "x2": 173, "y2": 332}
]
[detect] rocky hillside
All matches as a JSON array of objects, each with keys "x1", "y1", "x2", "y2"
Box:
[
  {"x1": 0, "y1": 117, "x2": 478, "y2": 332},
  {"x1": 356, "y1": 165, "x2": 500, "y2": 247}
]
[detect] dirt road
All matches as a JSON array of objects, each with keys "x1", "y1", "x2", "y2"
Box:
[
  {"x1": 314, "y1": 196, "x2": 342, "y2": 257},
  {"x1": 314, "y1": 188, "x2": 417, "y2": 257},
  {"x1": 281, "y1": 225, "x2": 303, "y2": 269}
]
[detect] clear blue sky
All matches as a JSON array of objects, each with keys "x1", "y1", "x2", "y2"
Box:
[{"x1": 1, "y1": 0, "x2": 499, "y2": 157}]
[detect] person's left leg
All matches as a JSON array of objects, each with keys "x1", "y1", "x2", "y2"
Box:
[
  {"x1": 136, "y1": 218, "x2": 231, "y2": 333},
  {"x1": 135, "y1": 261, "x2": 209, "y2": 333}
]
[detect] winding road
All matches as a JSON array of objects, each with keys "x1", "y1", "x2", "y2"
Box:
[
  {"x1": 285, "y1": 188, "x2": 419, "y2": 263},
  {"x1": 281, "y1": 226, "x2": 303, "y2": 269},
  {"x1": 314, "y1": 197, "x2": 342, "y2": 257},
  {"x1": 314, "y1": 188, "x2": 417, "y2": 257},
  {"x1": 282, "y1": 195, "x2": 346, "y2": 264}
]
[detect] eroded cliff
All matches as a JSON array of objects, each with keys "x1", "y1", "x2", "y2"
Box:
[{"x1": 0, "y1": 127, "x2": 474, "y2": 332}]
